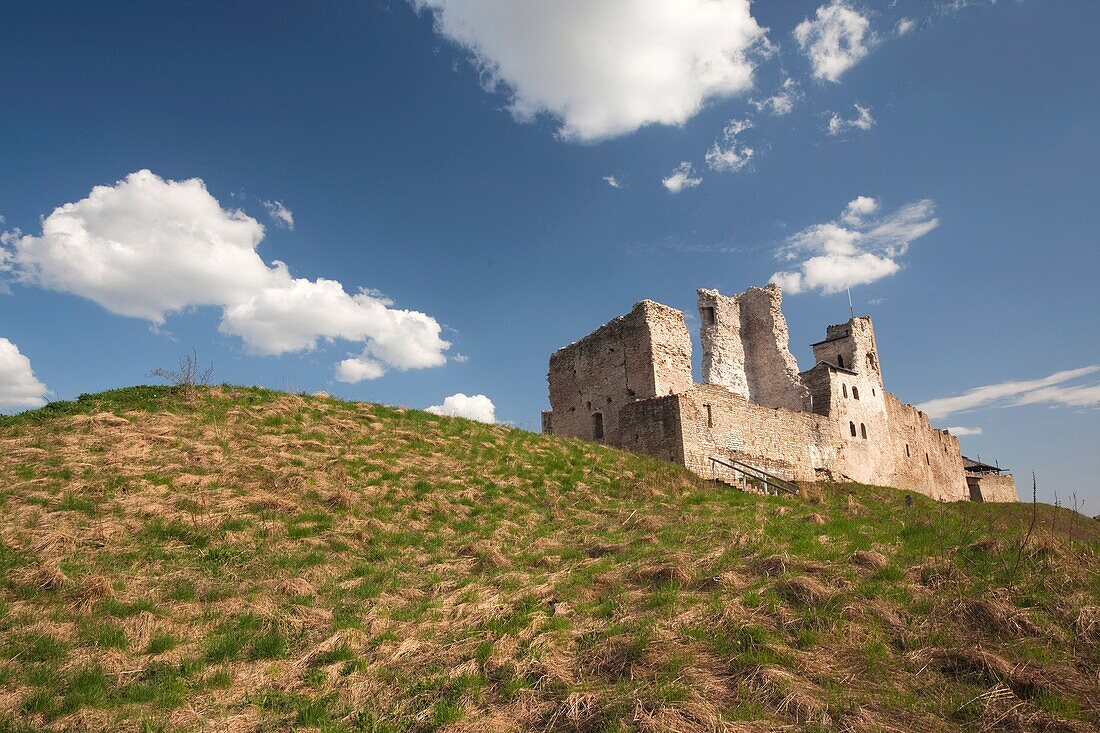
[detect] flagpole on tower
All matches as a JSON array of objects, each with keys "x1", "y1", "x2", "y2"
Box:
[{"x1": 847, "y1": 286, "x2": 854, "y2": 319}]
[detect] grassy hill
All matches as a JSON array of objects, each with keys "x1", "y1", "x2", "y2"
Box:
[{"x1": 1, "y1": 386, "x2": 1097, "y2": 733}]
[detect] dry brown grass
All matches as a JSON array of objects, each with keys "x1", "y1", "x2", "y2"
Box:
[
  {"x1": 1075, "y1": 607, "x2": 1100, "y2": 645},
  {"x1": 929, "y1": 647, "x2": 1049, "y2": 698},
  {"x1": 956, "y1": 596, "x2": 1043, "y2": 638},
  {"x1": 0, "y1": 386, "x2": 1097, "y2": 732},
  {"x1": 849, "y1": 550, "x2": 889, "y2": 571},
  {"x1": 742, "y1": 666, "x2": 832, "y2": 726},
  {"x1": 633, "y1": 559, "x2": 692, "y2": 587},
  {"x1": 777, "y1": 575, "x2": 834, "y2": 606}
]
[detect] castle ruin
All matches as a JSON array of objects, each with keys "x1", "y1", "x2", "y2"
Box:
[{"x1": 542, "y1": 284, "x2": 1017, "y2": 503}]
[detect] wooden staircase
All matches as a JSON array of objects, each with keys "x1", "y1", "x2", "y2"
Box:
[{"x1": 709, "y1": 456, "x2": 800, "y2": 497}]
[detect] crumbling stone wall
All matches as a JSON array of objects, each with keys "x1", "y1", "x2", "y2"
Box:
[
  {"x1": 619, "y1": 394, "x2": 685, "y2": 464},
  {"x1": 966, "y1": 473, "x2": 1018, "y2": 503},
  {"x1": 546, "y1": 300, "x2": 691, "y2": 445},
  {"x1": 697, "y1": 289, "x2": 748, "y2": 397},
  {"x1": 877, "y1": 394, "x2": 968, "y2": 501},
  {"x1": 669, "y1": 383, "x2": 834, "y2": 483},
  {"x1": 631, "y1": 382, "x2": 969, "y2": 500},
  {"x1": 544, "y1": 285, "x2": 1007, "y2": 503},
  {"x1": 698, "y1": 284, "x2": 810, "y2": 411}
]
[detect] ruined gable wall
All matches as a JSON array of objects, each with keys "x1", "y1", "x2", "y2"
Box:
[
  {"x1": 698, "y1": 285, "x2": 810, "y2": 411},
  {"x1": 738, "y1": 285, "x2": 812, "y2": 411},
  {"x1": 697, "y1": 289, "x2": 748, "y2": 397},
  {"x1": 643, "y1": 301, "x2": 694, "y2": 398},
  {"x1": 546, "y1": 300, "x2": 691, "y2": 446}
]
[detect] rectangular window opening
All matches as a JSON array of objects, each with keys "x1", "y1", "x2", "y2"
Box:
[
  {"x1": 701, "y1": 306, "x2": 715, "y2": 327},
  {"x1": 592, "y1": 412, "x2": 604, "y2": 441},
  {"x1": 705, "y1": 403, "x2": 713, "y2": 428}
]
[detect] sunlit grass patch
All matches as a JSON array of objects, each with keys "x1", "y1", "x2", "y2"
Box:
[{"x1": 0, "y1": 386, "x2": 1096, "y2": 731}]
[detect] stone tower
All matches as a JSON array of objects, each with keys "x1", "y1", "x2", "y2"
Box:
[
  {"x1": 811, "y1": 316, "x2": 884, "y2": 389},
  {"x1": 544, "y1": 300, "x2": 692, "y2": 444}
]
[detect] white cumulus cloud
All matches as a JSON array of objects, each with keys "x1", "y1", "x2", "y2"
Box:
[
  {"x1": 840, "y1": 195, "x2": 879, "y2": 226},
  {"x1": 705, "y1": 118, "x2": 755, "y2": 173},
  {"x1": 794, "y1": 0, "x2": 875, "y2": 83},
  {"x1": 919, "y1": 366, "x2": 1100, "y2": 419},
  {"x1": 0, "y1": 338, "x2": 49, "y2": 412},
  {"x1": 412, "y1": 0, "x2": 769, "y2": 142},
  {"x1": 662, "y1": 162, "x2": 702, "y2": 194},
  {"x1": 261, "y1": 200, "x2": 294, "y2": 229},
  {"x1": 334, "y1": 356, "x2": 386, "y2": 383},
  {"x1": 771, "y1": 196, "x2": 939, "y2": 295},
  {"x1": 827, "y1": 103, "x2": 875, "y2": 136},
  {"x1": 426, "y1": 392, "x2": 496, "y2": 423},
  {"x1": 2, "y1": 170, "x2": 450, "y2": 378}
]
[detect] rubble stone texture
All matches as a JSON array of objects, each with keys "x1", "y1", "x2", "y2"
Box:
[
  {"x1": 544, "y1": 285, "x2": 1017, "y2": 503},
  {"x1": 698, "y1": 284, "x2": 810, "y2": 411},
  {"x1": 544, "y1": 300, "x2": 691, "y2": 447}
]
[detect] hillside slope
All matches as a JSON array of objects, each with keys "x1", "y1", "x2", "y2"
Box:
[{"x1": 1, "y1": 386, "x2": 1098, "y2": 732}]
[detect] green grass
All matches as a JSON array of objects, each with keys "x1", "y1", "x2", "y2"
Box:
[{"x1": 0, "y1": 385, "x2": 1096, "y2": 732}]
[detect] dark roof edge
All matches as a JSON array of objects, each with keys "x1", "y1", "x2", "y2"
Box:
[{"x1": 802, "y1": 360, "x2": 858, "y2": 376}]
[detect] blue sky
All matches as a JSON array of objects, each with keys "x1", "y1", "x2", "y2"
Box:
[{"x1": 1, "y1": 1, "x2": 1098, "y2": 507}]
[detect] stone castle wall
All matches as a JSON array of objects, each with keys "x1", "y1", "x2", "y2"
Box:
[
  {"x1": 544, "y1": 285, "x2": 1013, "y2": 503},
  {"x1": 698, "y1": 285, "x2": 810, "y2": 411},
  {"x1": 545, "y1": 300, "x2": 691, "y2": 446},
  {"x1": 619, "y1": 395, "x2": 685, "y2": 464},
  {"x1": 967, "y1": 472, "x2": 1019, "y2": 503},
  {"x1": 667, "y1": 384, "x2": 834, "y2": 482},
  {"x1": 879, "y1": 394, "x2": 968, "y2": 501}
]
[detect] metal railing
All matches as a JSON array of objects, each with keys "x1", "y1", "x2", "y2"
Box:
[{"x1": 709, "y1": 456, "x2": 800, "y2": 496}]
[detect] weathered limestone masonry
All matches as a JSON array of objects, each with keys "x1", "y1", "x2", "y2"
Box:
[
  {"x1": 543, "y1": 300, "x2": 692, "y2": 447},
  {"x1": 698, "y1": 285, "x2": 810, "y2": 412},
  {"x1": 544, "y1": 284, "x2": 1017, "y2": 503},
  {"x1": 967, "y1": 473, "x2": 1018, "y2": 503}
]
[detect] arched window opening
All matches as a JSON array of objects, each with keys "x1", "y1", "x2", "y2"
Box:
[
  {"x1": 837, "y1": 354, "x2": 845, "y2": 368},
  {"x1": 860, "y1": 423, "x2": 867, "y2": 439},
  {"x1": 849, "y1": 421, "x2": 857, "y2": 437},
  {"x1": 852, "y1": 386, "x2": 860, "y2": 400},
  {"x1": 842, "y1": 384, "x2": 848, "y2": 398}
]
